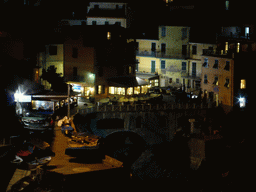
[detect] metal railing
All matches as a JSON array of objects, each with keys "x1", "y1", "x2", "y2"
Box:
[
  {"x1": 136, "y1": 50, "x2": 189, "y2": 59},
  {"x1": 77, "y1": 102, "x2": 212, "y2": 115},
  {"x1": 0, "y1": 136, "x2": 19, "y2": 147}
]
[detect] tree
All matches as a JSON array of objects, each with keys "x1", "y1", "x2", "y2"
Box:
[{"x1": 41, "y1": 65, "x2": 67, "y2": 92}]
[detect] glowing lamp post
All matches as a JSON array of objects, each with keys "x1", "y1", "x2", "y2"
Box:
[{"x1": 239, "y1": 97, "x2": 246, "y2": 108}]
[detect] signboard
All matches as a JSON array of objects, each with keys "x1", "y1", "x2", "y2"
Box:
[
  {"x1": 32, "y1": 100, "x2": 54, "y2": 111},
  {"x1": 14, "y1": 94, "x2": 32, "y2": 102},
  {"x1": 72, "y1": 85, "x2": 82, "y2": 92}
]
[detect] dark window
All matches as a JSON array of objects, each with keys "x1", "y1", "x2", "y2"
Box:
[
  {"x1": 151, "y1": 42, "x2": 156, "y2": 51},
  {"x1": 102, "y1": 85, "x2": 105, "y2": 94},
  {"x1": 182, "y1": 45, "x2": 187, "y2": 55},
  {"x1": 192, "y1": 62, "x2": 196, "y2": 77},
  {"x1": 213, "y1": 76, "x2": 219, "y2": 85},
  {"x1": 72, "y1": 47, "x2": 78, "y2": 58},
  {"x1": 224, "y1": 78, "x2": 230, "y2": 88},
  {"x1": 161, "y1": 43, "x2": 166, "y2": 53},
  {"x1": 151, "y1": 61, "x2": 156, "y2": 73},
  {"x1": 204, "y1": 75, "x2": 208, "y2": 84},
  {"x1": 136, "y1": 116, "x2": 142, "y2": 128},
  {"x1": 224, "y1": 61, "x2": 230, "y2": 71},
  {"x1": 182, "y1": 28, "x2": 187, "y2": 40},
  {"x1": 73, "y1": 67, "x2": 77, "y2": 77},
  {"x1": 135, "y1": 42, "x2": 139, "y2": 51},
  {"x1": 92, "y1": 21, "x2": 97, "y2": 25},
  {"x1": 97, "y1": 119, "x2": 124, "y2": 129},
  {"x1": 187, "y1": 79, "x2": 191, "y2": 88},
  {"x1": 192, "y1": 45, "x2": 197, "y2": 55},
  {"x1": 161, "y1": 60, "x2": 165, "y2": 69},
  {"x1": 94, "y1": 5, "x2": 99, "y2": 9},
  {"x1": 213, "y1": 60, "x2": 218, "y2": 69},
  {"x1": 162, "y1": 26, "x2": 166, "y2": 37},
  {"x1": 115, "y1": 22, "x2": 121, "y2": 26},
  {"x1": 169, "y1": 78, "x2": 172, "y2": 83},
  {"x1": 182, "y1": 62, "x2": 186, "y2": 71},
  {"x1": 203, "y1": 58, "x2": 208, "y2": 67},
  {"x1": 159, "y1": 116, "x2": 167, "y2": 128},
  {"x1": 99, "y1": 66, "x2": 103, "y2": 77},
  {"x1": 176, "y1": 78, "x2": 179, "y2": 84},
  {"x1": 105, "y1": 21, "x2": 109, "y2": 25},
  {"x1": 49, "y1": 46, "x2": 57, "y2": 55}
]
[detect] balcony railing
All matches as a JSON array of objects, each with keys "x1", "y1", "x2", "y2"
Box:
[
  {"x1": 181, "y1": 71, "x2": 201, "y2": 80},
  {"x1": 202, "y1": 49, "x2": 233, "y2": 58},
  {"x1": 136, "y1": 49, "x2": 189, "y2": 59}
]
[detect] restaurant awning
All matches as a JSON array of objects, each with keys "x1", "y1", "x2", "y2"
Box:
[
  {"x1": 29, "y1": 91, "x2": 79, "y2": 101},
  {"x1": 107, "y1": 76, "x2": 149, "y2": 87},
  {"x1": 136, "y1": 72, "x2": 159, "y2": 81},
  {"x1": 108, "y1": 76, "x2": 138, "y2": 87}
]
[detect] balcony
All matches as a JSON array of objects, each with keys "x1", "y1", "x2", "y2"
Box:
[
  {"x1": 136, "y1": 49, "x2": 189, "y2": 59},
  {"x1": 181, "y1": 71, "x2": 200, "y2": 80},
  {"x1": 202, "y1": 49, "x2": 233, "y2": 58},
  {"x1": 216, "y1": 33, "x2": 251, "y2": 41}
]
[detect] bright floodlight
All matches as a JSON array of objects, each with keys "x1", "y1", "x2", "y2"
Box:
[{"x1": 14, "y1": 92, "x2": 24, "y2": 102}]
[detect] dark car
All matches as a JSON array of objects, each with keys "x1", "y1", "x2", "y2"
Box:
[{"x1": 20, "y1": 111, "x2": 54, "y2": 131}]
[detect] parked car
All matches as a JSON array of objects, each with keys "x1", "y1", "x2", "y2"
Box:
[{"x1": 20, "y1": 111, "x2": 54, "y2": 132}]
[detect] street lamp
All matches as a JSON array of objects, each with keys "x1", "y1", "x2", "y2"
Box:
[{"x1": 239, "y1": 97, "x2": 246, "y2": 108}]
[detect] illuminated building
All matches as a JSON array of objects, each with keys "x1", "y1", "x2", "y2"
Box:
[{"x1": 37, "y1": 25, "x2": 147, "y2": 99}]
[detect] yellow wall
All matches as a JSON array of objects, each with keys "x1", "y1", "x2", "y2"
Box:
[
  {"x1": 45, "y1": 44, "x2": 64, "y2": 76},
  {"x1": 159, "y1": 26, "x2": 190, "y2": 57},
  {"x1": 201, "y1": 56, "x2": 234, "y2": 107}
]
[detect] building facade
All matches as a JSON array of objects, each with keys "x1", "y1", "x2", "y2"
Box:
[
  {"x1": 136, "y1": 25, "x2": 217, "y2": 95},
  {"x1": 86, "y1": 1, "x2": 129, "y2": 28},
  {"x1": 38, "y1": 25, "x2": 147, "y2": 99},
  {"x1": 201, "y1": 50, "x2": 234, "y2": 112}
]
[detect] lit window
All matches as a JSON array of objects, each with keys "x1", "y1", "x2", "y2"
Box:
[
  {"x1": 155, "y1": 79, "x2": 159, "y2": 86},
  {"x1": 225, "y1": 42, "x2": 228, "y2": 52},
  {"x1": 115, "y1": 87, "x2": 125, "y2": 95},
  {"x1": 237, "y1": 43, "x2": 240, "y2": 53},
  {"x1": 213, "y1": 76, "x2": 219, "y2": 86},
  {"x1": 107, "y1": 32, "x2": 111, "y2": 40},
  {"x1": 240, "y1": 79, "x2": 246, "y2": 89},
  {"x1": 213, "y1": 60, "x2": 218, "y2": 69},
  {"x1": 127, "y1": 87, "x2": 133, "y2": 95},
  {"x1": 98, "y1": 85, "x2": 102, "y2": 94},
  {"x1": 245, "y1": 27, "x2": 249, "y2": 37},
  {"x1": 129, "y1": 66, "x2": 132, "y2": 74},
  {"x1": 225, "y1": 1, "x2": 229, "y2": 10},
  {"x1": 134, "y1": 86, "x2": 140, "y2": 94},
  {"x1": 109, "y1": 87, "x2": 115, "y2": 94}
]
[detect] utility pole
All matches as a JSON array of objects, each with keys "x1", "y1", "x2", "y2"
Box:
[{"x1": 68, "y1": 84, "x2": 70, "y2": 118}]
